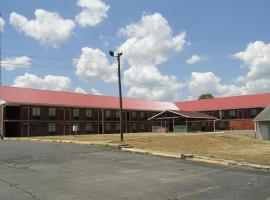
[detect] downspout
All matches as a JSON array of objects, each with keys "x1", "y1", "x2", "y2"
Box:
[{"x1": 1, "y1": 103, "x2": 6, "y2": 137}]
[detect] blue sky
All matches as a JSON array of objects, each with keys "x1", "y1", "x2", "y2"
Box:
[{"x1": 1, "y1": 0, "x2": 270, "y2": 101}]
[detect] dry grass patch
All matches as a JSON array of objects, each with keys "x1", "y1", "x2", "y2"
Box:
[{"x1": 117, "y1": 133, "x2": 270, "y2": 166}]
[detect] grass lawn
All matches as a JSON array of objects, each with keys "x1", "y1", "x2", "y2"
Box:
[{"x1": 27, "y1": 132, "x2": 270, "y2": 166}]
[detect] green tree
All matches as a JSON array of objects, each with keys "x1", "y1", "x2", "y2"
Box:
[{"x1": 198, "y1": 93, "x2": 214, "y2": 100}]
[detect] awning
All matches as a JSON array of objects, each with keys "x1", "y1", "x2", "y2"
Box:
[
  {"x1": 148, "y1": 110, "x2": 217, "y2": 120},
  {"x1": 253, "y1": 106, "x2": 270, "y2": 122}
]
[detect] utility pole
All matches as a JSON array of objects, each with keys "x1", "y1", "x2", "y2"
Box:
[{"x1": 109, "y1": 50, "x2": 123, "y2": 141}]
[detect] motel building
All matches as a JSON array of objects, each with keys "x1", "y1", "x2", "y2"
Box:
[{"x1": 0, "y1": 86, "x2": 270, "y2": 140}]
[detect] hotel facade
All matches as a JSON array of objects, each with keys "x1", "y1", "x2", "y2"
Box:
[{"x1": 0, "y1": 86, "x2": 269, "y2": 137}]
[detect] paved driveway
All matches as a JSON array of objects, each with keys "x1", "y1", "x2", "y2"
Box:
[{"x1": 0, "y1": 140, "x2": 270, "y2": 200}]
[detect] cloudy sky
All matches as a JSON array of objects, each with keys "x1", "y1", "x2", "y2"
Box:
[{"x1": 1, "y1": 0, "x2": 270, "y2": 101}]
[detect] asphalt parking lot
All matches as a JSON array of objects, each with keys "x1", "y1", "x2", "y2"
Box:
[{"x1": 0, "y1": 140, "x2": 270, "y2": 200}]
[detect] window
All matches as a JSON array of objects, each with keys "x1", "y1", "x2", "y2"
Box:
[
  {"x1": 116, "y1": 123, "x2": 120, "y2": 131},
  {"x1": 132, "y1": 112, "x2": 136, "y2": 120},
  {"x1": 250, "y1": 109, "x2": 257, "y2": 117},
  {"x1": 86, "y1": 123, "x2": 93, "y2": 132},
  {"x1": 49, "y1": 108, "x2": 56, "y2": 117},
  {"x1": 32, "y1": 123, "x2": 40, "y2": 135},
  {"x1": 140, "y1": 112, "x2": 145, "y2": 120},
  {"x1": 105, "y1": 110, "x2": 111, "y2": 119},
  {"x1": 32, "y1": 107, "x2": 40, "y2": 117},
  {"x1": 86, "y1": 110, "x2": 92, "y2": 118},
  {"x1": 229, "y1": 110, "x2": 236, "y2": 118},
  {"x1": 106, "y1": 123, "x2": 111, "y2": 131},
  {"x1": 141, "y1": 123, "x2": 145, "y2": 131},
  {"x1": 48, "y1": 123, "x2": 56, "y2": 132},
  {"x1": 132, "y1": 123, "x2": 137, "y2": 130},
  {"x1": 116, "y1": 111, "x2": 120, "y2": 119},
  {"x1": 219, "y1": 121, "x2": 226, "y2": 129},
  {"x1": 73, "y1": 109, "x2": 80, "y2": 118}
]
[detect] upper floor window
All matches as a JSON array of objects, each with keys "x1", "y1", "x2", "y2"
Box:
[
  {"x1": 250, "y1": 109, "x2": 258, "y2": 117},
  {"x1": 86, "y1": 109, "x2": 92, "y2": 118},
  {"x1": 116, "y1": 111, "x2": 120, "y2": 119},
  {"x1": 105, "y1": 110, "x2": 111, "y2": 119},
  {"x1": 140, "y1": 112, "x2": 145, "y2": 120},
  {"x1": 32, "y1": 107, "x2": 40, "y2": 117},
  {"x1": 132, "y1": 112, "x2": 136, "y2": 120},
  {"x1": 49, "y1": 108, "x2": 56, "y2": 117},
  {"x1": 229, "y1": 110, "x2": 236, "y2": 118},
  {"x1": 73, "y1": 109, "x2": 80, "y2": 118}
]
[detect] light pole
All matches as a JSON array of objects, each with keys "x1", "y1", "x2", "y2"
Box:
[{"x1": 109, "y1": 50, "x2": 124, "y2": 141}]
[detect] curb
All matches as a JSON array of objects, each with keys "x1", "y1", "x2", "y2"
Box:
[
  {"x1": 121, "y1": 148, "x2": 270, "y2": 171},
  {"x1": 7, "y1": 137, "x2": 120, "y2": 148}
]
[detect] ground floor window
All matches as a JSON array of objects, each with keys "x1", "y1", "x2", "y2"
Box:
[
  {"x1": 116, "y1": 123, "x2": 120, "y2": 131},
  {"x1": 86, "y1": 123, "x2": 93, "y2": 132},
  {"x1": 132, "y1": 123, "x2": 137, "y2": 130},
  {"x1": 141, "y1": 124, "x2": 145, "y2": 131},
  {"x1": 32, "y1": 123, "x2": 40, "y2": 136},
  {"x1": 48, "y1": 123, "x2": 56, "y2": 133},
  {"x1": 106, "y1": 123, "x2": 111, "y2": 131}
]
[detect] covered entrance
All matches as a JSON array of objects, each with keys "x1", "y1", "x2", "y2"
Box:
[{"x1": 148, "y1": 110, "x2": 217, "y2": 133}]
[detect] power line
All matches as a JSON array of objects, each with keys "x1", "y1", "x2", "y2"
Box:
[
  {"x1": 2, "y1": 52, "x2": 78, "y2": 62},
  {"x1": 2, "y1": 52, "x2": 114, "y2": 63},
  {"x1": 0, "y1": 62, "x2": 117, "y2": 70}
]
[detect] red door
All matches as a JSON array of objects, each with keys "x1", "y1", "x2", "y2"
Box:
[
  {"x1": 65, "y1": 124, "x2": 70, "y2": 135},
  {"x1": 21, "y1": 123, "x2": 29, "y2": 137},
  {"x1": 58, "y1": 123, "x2": 65, "y2": 135}
]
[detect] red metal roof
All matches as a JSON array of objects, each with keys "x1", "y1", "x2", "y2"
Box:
[
  {"x1": 175, "y1": 93, "x2": 270, "y2": 111},
  {"x1": 0, "y1": 86, "x2": 178, "y2": 111}
]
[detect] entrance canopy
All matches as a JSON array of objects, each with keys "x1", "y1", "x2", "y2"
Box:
[
  {"x1": 148, "y1": 110, "x2": 217, "y2": 133},
  {"x1": 148, "y1": 110, "x2": 217, "y2": 121}
]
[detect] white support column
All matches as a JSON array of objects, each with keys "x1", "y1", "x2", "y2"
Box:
[{"x1": 213, "y1": 120, "x2": 216, "y2": 132}]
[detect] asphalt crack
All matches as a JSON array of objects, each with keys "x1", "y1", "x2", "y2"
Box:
[{"x1": 0, "y1": 178, "x2": 40, "y2": 200}]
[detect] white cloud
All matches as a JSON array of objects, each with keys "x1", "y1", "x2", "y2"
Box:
[
  {"x1": 233, "y1": 41, "x2": 270, "y2": 81},
  {"x1": 118, "y1": 13, "x2": 185, "y2": 100},
  {"x1": 124, "y1": 65, "x2": 183, "y2": 100},
  {"x1": 90, "y1": 88, "x2": 102, "y2": 95},
  {"x1": 75, "y1": 87, "x2": 87, "y2": 94},
  {"x1": 186, "y1": 54, "x2": 206, "y2": 65},
  {"x1": 119, "y1": 13, "x2": 186, "y2": 66},
  {"x1": 232, "y1": 41, "x2": 270, "y2": 94},
  {"x1": 0, "y1": 17, "x2": 5, "y2": 32},
  {"x1": 188, "y1": 72, "x2": 240, "y2": 98},
  {"x1": 10, "y1": 9, "x2": 75, "y2": 48},
  {"x1": 75, "y1": 87, "x2": 102, "y2": 95},
  {"x1": 13, "y1": 73, "x2": 71, "y2": 91},
  {"x1": 2, "y1": 56, "x2": 31, "y2": 71},
  {"x1": 75, "y1": 47, "x2": 117, "y2": 83},
  {"x1": 75, "y1": 0, "x2": 110, "y2": 27}
]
